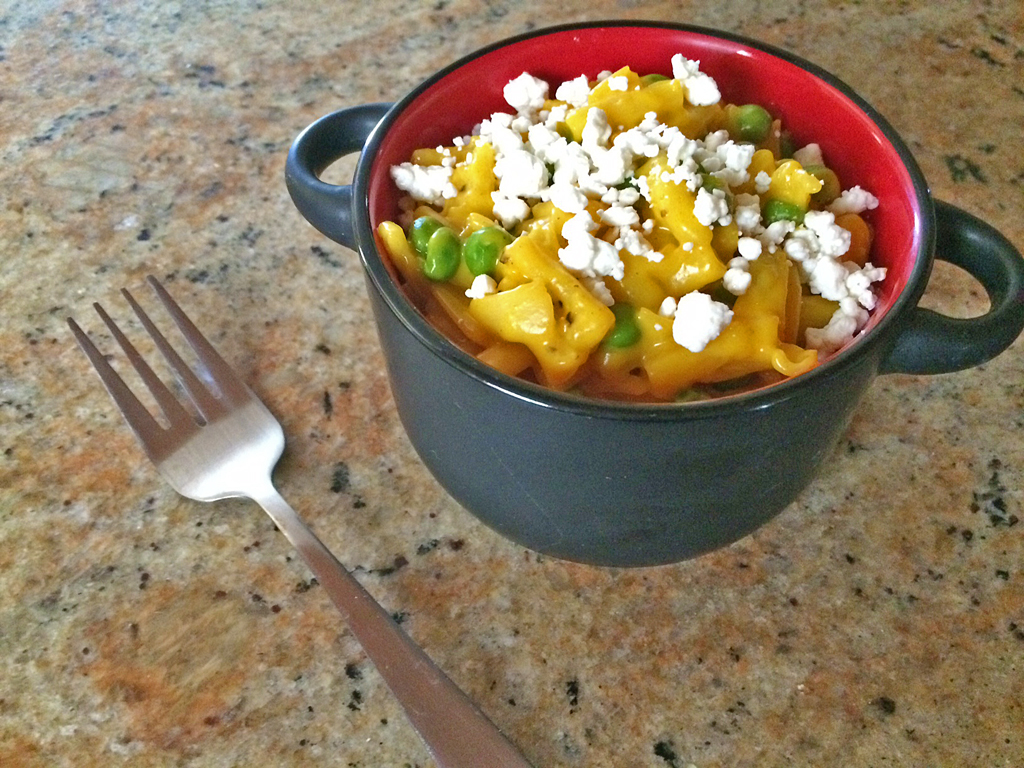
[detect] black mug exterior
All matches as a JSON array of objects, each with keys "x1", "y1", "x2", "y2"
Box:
[
  {"x1": 287, "y1": 22, "x2": 1024, "y2": 566},
  {"x1": 367, "y1": 280, "x2": 880, "y2": 566}
]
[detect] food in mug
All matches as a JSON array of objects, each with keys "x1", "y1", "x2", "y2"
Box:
[{"x1": 378, "y1": 55, "x2": 885, "y2": 401}]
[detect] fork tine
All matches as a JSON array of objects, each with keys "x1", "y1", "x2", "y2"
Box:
[
  {"x1": 67, "y1": 315, "x2": 169, "y2": 446},
  {"x1": 121, "y1": 285, "x2": 229, "y2": 421},
  {"x1": 92, "y1": 301, "x2": 196, "y2": 429},
  {"x1": 145, "y1": 276, "x2": 253, "y2": 405}
]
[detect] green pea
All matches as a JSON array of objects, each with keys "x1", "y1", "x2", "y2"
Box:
[
  {"x1": 699, "y1": 174, "x2": 735, "y2": 211},
  {"x1": 604, "y1": 304, "x2": 641, "y2": 348},
  {"x1": 762, "y1": 198, "x2": 805, "y2": 225},
  {"x1": 640, "y1": 73, "x2": 670, "y2": 85},
  {"x1": 805, "y1": 164, "x2": 841, "y2": 206},
  {"x1": 779, "y1": 130, "x2": 797, "y2": 159},
  {"x1": 732, "y1": 104, "x2": 772, "y2": 143},
  {"x1": 463, "y1": 226, "x2": 512, "y2": 276},
  {"x1": 410, "y1": 216, "x2": 443, "y2": 256},
  {"x1": 422, "y1": 226, "x2": 461, "y2": 281},
  {"x1": 700, "y1": 173, "x2": 724, "y2": 192}
]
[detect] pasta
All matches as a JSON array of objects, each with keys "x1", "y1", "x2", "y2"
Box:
[{"x1": 377, "y1": 56, "x2": 886, "y2": 402}]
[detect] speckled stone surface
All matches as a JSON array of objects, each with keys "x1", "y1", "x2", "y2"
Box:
[{"x1": 2, "y1": 1, "x2": 1022, "y2": 766}]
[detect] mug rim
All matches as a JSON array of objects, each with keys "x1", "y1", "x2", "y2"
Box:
[{"x1": 351, "y1": 20, "x2": 935, "y2": 421}]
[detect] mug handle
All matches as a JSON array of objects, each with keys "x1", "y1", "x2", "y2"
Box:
[
  {"x1": 285, "y1": 103, "x2": 393, "y2": 250},
  {"x1": 880, "y1": 199, "x2": 1024, "y2": 375}
]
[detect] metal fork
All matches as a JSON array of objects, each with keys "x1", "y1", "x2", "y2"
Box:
[{"x1": 67, "y1": 276, "x2": 534, "y2": 768}]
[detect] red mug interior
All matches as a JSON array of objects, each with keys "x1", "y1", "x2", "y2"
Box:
[{"x1": 368, "y1": 24, "x2": 922, "y2": 351}]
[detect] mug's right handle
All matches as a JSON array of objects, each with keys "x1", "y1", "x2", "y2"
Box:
[
  {"x1": 285, "y1": 103, "x2": 393, "y2": 250},
  {"x1": 880, "y1": 199, "x2": 1024, "y2": 375}
]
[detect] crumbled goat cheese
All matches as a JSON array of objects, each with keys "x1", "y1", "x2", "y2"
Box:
[
  {"x1": 549, "y1": 181, "x2": 589, "y2": 213},
  {"x1": 803, "y1": 210, "x2": 851, "y2": 257},
  {"x1": 591, "y1": 144, "x2": 633, "y2": 186},
  {"x1": 671, "y1": 54, "x2": 721, "y2": 106},
  {"x1": 465, "y1": 274, "x2": 497, "y2": 299},
  {"x1": 542, "y1": 103, "x2": 569, "y2": 129},
  {"x1": 607, "y1": 75, "x2": 629, "y2": 91},
  {"x1": 710, "y1": 140, "x2": 756, "y2": 187},
  {"x1": 737, "y1": 236, "x2": 762, "y2": 261},
  {"x1": 635, "y1": 175, "x2": 652, "y2": 201},
  {"x1": 792, "y1": 143, "x2": 823, "y2": 167},
  {"x1": 734, "y1": 194, "x2": 763, "y2": 234},
  {"x1": 759, "y1": 220, "x2": 795, "y2": 252},
  {"x1": 701, "y1": 129, "x2": 730, "y2": 152},
  {"x1": 723, "y1": 256, "x2": 752, "y2": 295},
  {"x1": 601, "y1": 185, "x2": 641, "y2": 206},
  {"x1": 555, "y1": 74, "x2": 591, "y2": 107},
  {"x1": 491, "y1": 192, "x2": 530, "y2": 228},
  {"x1": 754, "y1": 170, "x2": 772, "y2": 194},
  {"x1": 581, "y1": 108, "x2": 613, "y2": 153},
  {"x1": 493, "y1": 148, "x2": 548, "y2": 199},
  {"x1": 614, "y1": 225, "x2": 661, "y2": 262},
  {"x1": 693, "y1": 187, "x2": 732, "y2": 227},
  {"x1": 805, "y1": 306, "x2": 865, "y2": 353},
  {"x1": 580, "y1": 274, "x2": 615, "y2": 306},
  {"x1": 807, "y1": 256, "x2": 851, "y2": 301},
  {"x1": 828, "y1": 185, "x2": 880, "y2": 215},
  {"x1": 846, "y1": 263, "x2": 887, "y2": 309},
  {"x1": 783, "y1": 230, "x2": 816, "y2": 264},
  {"x1": 669, "y1": 291, "x2": 734, "y2": 352},
  {"x1": 504, "y1": 72, "x2": 549, "y2": 114},
  {"x1": 390, "y1": 163, "x2": 457, "y2": 205},
  {"x1": 558, "y1": 211, "x2": 625, "y2": 280},
  {"x1": 477, "y1": 113, "x2": 524, "y2": 155},
  {"x1": 599, "y1": 205, "x2": 640, "y2": 227},
  {"x1": 526, "y1": 122, "x2": 561, "y2": 156}
]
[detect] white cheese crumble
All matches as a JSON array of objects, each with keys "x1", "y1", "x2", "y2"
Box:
[
  {"x1": 554, "y1": 74, "x2": 591, "y2": 107},
  {"x1": 493, "y1": 148, "x2": 548, "y2": 198},
  {"x1": 723, "y1": 256, "x2": 752, "y2": 295},
  {"x1": 558, "y1": 211, "x2": 625, "y2": 280},
  {"x1": 734, "y1": 194, "x2": 763, "y2": 234},
  {"x1": 490, "y1": 192, "x2": 530, "y2": 228},
  {"x1": 599, "y1": 204, "x2": 640, "y2": 227},
  {"x1": 549, "y1": 181, "x2": 589, "y2": 213},
  {"x1": 737, "y1": 236, "x2": 762, "y2": 261},
  {"x1": 465, "y1": 273, "x2": 497, "y2": 299},
  {"x1": 390, "y1": 162, "x2": 457, "y2": 206},
  {"x1": 580, "y1": 274, "x2": 615, "y2": 306},
  {"x1": 754, "y1": 170, "x2": 772, "y2": 194},
  {"x1": 504, "y1": 73, "x2": 549, "y2": 114},
  {"x1": 614, "y1": 225, "x2": 660, "y2": 262},
  {"x1": 671, "y1": 54, "x2": 722, "y2": 106},
  {"x1": 663, "y1": 291, "x2": 735, "y2": 352},
  {"x1": 805, "y1": 303, "x2": 866, "y2": 353},
  {"x1": 803, "y1": 210, "x2": 852, "y2": 258},
  {"x1": 693, "y1": 187, "x2": 732, "y2": 227},
  {"x1": 828, "y1": 185, "x2": 880, "y2": 215},
  {"x1": 792, "y1": 143, "x2": 823, "y2": 167}
]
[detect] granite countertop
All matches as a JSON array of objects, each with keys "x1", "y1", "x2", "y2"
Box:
[{"x1": 2, "y1": 1, "x2": 1022, "y2": 766}]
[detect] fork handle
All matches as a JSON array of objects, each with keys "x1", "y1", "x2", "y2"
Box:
[{"x1": 251, "y1": 485, "x2": 535, "y2": 768}]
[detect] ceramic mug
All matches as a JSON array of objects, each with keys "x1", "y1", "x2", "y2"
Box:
[{"x1": 286, "y1": 22, "x2": 1024, "y2": 567}]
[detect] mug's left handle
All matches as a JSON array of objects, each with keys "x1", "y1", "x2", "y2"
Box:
[{"x1": 285, "y1": 103, "x2": 393, "y2": 250}]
